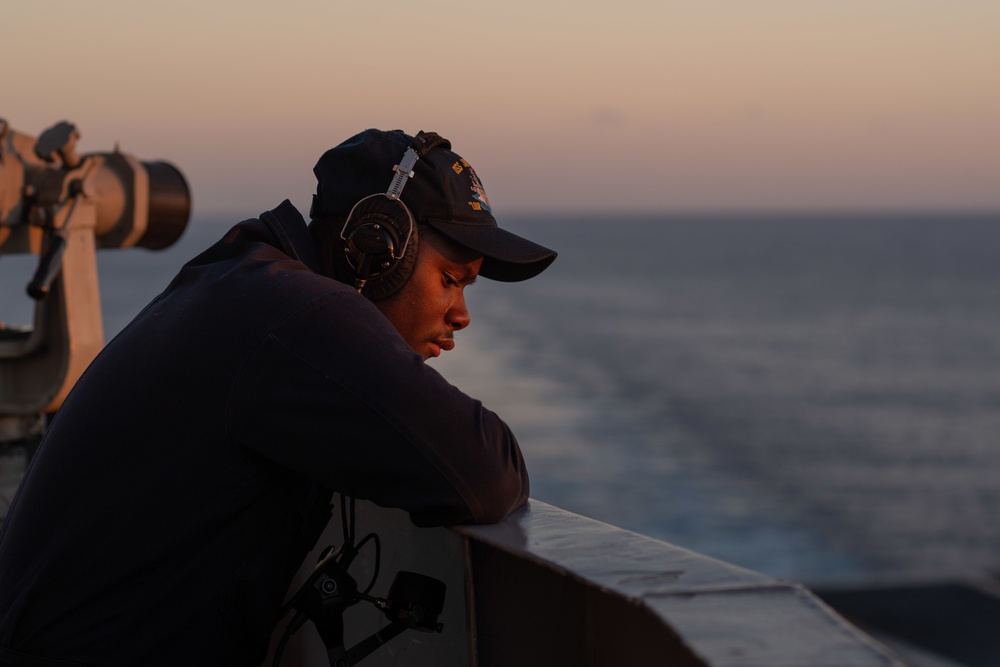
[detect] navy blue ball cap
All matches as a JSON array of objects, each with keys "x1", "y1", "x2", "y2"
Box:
[{"x1": 311, "y1": 129, "x2": 556, "y2": 282}]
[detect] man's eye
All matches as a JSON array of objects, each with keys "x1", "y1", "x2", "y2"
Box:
[{"x1": 443, "y1": 274, "x2": 457, "y2": 287}]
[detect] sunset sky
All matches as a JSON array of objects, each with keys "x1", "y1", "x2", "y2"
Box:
[{"x1": 5, "y1": 1, "x2": 998, "y2": 218}]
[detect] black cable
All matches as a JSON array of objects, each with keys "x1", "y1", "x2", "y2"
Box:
[
  {"x1": 339, "y1": 493, "x2": 351, "y2": 547},
  {"x1": 348, "y1": 495, "x2": 356, "y2": 545},
  {"x1": 272, "y1": 495, "x2": 388, "y2": 666},
  {"x1": 354, "y1": 533, "x2": 381, "y2": 595},
  {"x1": 271, "y1": 612, "x2": 307, "y2": 667}
]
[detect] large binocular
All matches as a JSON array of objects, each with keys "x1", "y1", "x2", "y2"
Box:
[
  {"x1": 1, "y1": 118, "x2": 191, "y2": 425},
  {"x1": 1, "y1": 119, "x2": 190, "y2": 297}
]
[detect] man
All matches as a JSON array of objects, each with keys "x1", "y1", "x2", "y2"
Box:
[{"x1": 0, "y1": 129, "x2": 556, "y2": 665}]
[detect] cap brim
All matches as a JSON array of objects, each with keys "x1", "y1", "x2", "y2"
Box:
[{"x1": 424, "y1": 221, "x2": 557, "y2": 282}]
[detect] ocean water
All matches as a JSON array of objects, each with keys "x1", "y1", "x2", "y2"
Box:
[{"x1": 4, "y1": 211, "x2": 999, "y2": 586}]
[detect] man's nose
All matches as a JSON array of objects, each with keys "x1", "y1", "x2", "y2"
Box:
[{"x1": 448, "y1": 293, "x2": 471, "y2": 331}]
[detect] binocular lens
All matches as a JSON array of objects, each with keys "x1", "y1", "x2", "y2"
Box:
[{"x1": 139, "y1": 161, "x2": 191, "y2": 250}]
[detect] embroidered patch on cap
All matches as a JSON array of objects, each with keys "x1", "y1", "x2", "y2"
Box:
[{"x1": 467, "y1": 165, "x2": 492, "y2": 212}]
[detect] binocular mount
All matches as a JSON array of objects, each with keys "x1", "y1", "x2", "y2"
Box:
[{"x1": 0, "y1": 118, "x2": 190, "y2": 441}]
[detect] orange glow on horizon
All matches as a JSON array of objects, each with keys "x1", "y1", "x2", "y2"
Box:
[{"x1": 5, "y1": 1, "x2": 998, "y2": 217}]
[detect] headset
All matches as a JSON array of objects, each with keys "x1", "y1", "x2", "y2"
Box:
[{"x1": 335, "y1": 131, "x2": 449, "y2": 300}]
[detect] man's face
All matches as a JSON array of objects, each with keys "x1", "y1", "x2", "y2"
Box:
[{"x1": 375, "y1": 232, "x2": 483, "y2": 360}]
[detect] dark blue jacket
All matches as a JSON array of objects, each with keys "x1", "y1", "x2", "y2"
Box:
[{"x1": 0, "y1": 201, "x2": 528, "y2": 665}]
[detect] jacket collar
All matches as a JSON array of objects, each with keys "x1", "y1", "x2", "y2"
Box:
[{"x1": 259, "y1": 200, "x2": 323, "y2": 274}]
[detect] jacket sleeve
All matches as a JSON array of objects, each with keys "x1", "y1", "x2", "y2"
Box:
[{"x1": 226, "y1": 290, "x2": 529, "y2": 526}]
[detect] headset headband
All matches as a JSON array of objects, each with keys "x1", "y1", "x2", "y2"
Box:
[
  {"x1": 383, "y1": 131, "x2": 449, "y2": 200},
  {"x1": 385, "y1": 147, "x2": 420, "y2": 202}
]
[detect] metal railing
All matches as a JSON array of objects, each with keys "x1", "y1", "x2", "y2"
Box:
[{"x1": 270, "y1": 499, "x2": 905, "y2": 666}]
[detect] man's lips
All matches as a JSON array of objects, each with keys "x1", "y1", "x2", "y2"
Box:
[{"x1": 429, "y1": 337, "x2": 455, "y2": 357}]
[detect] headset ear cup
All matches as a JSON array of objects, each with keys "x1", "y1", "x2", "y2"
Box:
[
  {"x1": 361, "y1": 226, "x2": 417, "y2": 300},
  {"x1": 334, "y1": 195, "x2": 418, "y2": 300}
]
